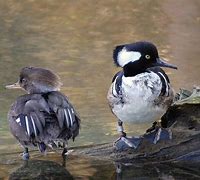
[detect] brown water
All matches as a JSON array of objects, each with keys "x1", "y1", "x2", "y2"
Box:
[{"x1": 0, "y1": 0, "x2": 199, "y2": 179}]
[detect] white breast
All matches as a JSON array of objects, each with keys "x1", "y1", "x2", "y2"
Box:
[{"x1": 111, "y1": 72, "x2": 166, "y2": 123}]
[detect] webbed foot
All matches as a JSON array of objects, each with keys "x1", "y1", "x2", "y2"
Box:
[
  {"x1": 22, "y1": 147, "x2": 30, "y2": 160},
  {"x1": 143, "y1": 127, "x2": 172, "y2": 144},
  {"x1": 114, "y1": 136, "x2": 142, "y2": 150},
  {"x1": 38, "y1": 142, "x2": 47, "y2": 154}
]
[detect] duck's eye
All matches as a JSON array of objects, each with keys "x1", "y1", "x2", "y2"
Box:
[
  {"x1": 145, "y1": 55, "x2": 150, "y2": 59},
  {"x1": 20, "y1": 78, "x2": 26, "y2": 83}
]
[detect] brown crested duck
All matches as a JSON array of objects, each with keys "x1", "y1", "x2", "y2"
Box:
[{"x1": 6, "y1": 67, "x2": 80, "y2": 160}]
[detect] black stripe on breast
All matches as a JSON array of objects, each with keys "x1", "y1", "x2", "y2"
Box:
[
  {"x1": 147, "y1": 67, "x2": 170, "y2": 96},
  {"x1": 157, "y1": 72, "x2": 168, "y2": 96},
  {"x1": 112, "y1": 71, "x2": 124, "y2": 97}
]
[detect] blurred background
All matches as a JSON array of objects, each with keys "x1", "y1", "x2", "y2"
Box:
[{"x1": 0, "y1": 0, "x2": 199, "y2": 179}]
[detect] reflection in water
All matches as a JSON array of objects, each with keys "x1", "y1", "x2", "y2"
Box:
[
  {"x1": 113, "y1": 163, "x2": 200, "y2": 180},
  {"x1": 0, "y1": 0, "x2": 199, "y2": 179}
]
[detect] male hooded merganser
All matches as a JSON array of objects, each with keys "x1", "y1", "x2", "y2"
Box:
[
  {"x1": 107, "y1": 41, "x2": 177, "y2": 150},
  {"x1": 6, "y1": 67, "x2": 80, "y2": 160}
]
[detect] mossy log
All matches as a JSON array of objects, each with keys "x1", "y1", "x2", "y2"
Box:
[{"x1": 72, "y1": 87, "x2": 200, "y2": 164}]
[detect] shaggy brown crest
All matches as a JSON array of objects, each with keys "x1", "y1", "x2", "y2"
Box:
[
  {"x1": 6, "y1": 66, "x2": 80, "y2": 160},
  {"x1": 7, "y1": 67, "x2": 62, "y2": 93}
]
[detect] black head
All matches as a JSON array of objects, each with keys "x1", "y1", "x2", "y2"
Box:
[
  {"x1": 113, "y1": 41, "x2": 177, "y2": 76},
  {"x1": 6, "y1": 67, "x2": 62, "y2": 94}
]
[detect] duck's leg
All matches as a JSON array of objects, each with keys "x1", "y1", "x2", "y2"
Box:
[
  {"x1": 62, "y1": 143, "x2": 68, "y2": 167},
  {"x1": 38, "y1": 142, "x2": 47, "y2": 155},
  {"x1": 114, "y1": 120, "x2": 142, "y2": 150},
  {"x1": 117, "y1": 120, "x2": 126, "y2": 137},
  {"x1": 22, "y1": 147, "x2": 30, "y2": 160},
  {"x1": 146, "y1": 121, "x2": 157, "y2": 133},
  {"x1": 62, "y1": 142, "x2": 68, "y2": 157},
  {"x1": 143, "y1": 120, "x2": 172, "y2": 144}
]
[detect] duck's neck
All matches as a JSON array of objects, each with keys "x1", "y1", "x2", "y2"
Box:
[
  {"x1": 123, "y1": 61, "x2": 147, "y2": 77},
  {"x1": 27, "y1": 82, "x2": 60, "y2": 94}
]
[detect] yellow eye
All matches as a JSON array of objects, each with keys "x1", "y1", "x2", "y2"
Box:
[{"x1": 145, "y1": 55, "x2": 150, "y2": 59}]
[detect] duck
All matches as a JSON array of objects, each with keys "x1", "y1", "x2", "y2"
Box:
[
  {"x1": 6, "y1": 67, "x2": 80, "y2": 160},
  {"x1": 107, "y1": 41, "x2": 177, "y2": 150}
]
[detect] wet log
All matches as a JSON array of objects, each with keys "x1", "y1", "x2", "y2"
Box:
[{"x1": 72, "y1": 87, "x2": 200, "y2": 164}]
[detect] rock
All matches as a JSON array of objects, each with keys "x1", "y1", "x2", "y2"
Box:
[{"x1": 9, "y1": 160, "x2": 73, "y2": 180}]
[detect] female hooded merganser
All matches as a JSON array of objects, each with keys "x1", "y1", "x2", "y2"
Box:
[
  {"x1": 107, "y1": 41, "x2": 177, "y2": 150},
  {"x1": 6, "y1": 67, "x2": 80, "y2": 160}
]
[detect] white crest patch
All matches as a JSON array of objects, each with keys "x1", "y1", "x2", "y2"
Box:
[{"x1": 117, "y1": 47, "x2": 141, "y2": 67}]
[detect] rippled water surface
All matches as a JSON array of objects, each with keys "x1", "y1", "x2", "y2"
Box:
[{"x1": 0, "y1": 0, "x2": 199, "y2": 179}]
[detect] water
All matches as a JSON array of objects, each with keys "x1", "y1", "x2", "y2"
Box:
[{"x1": 0, "y1": 0, "x2": 200, "y2": 179}]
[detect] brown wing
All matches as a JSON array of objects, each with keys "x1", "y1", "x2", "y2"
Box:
[
  {"x1": 44, "y1": 91, "x2": 80, "y2": 140},
  {"x1": 8, "y1": 94, "x2": 51, "y2": 140},
  {"x1": 8, "y1": 92, "x2": 80, "y2": 142}
]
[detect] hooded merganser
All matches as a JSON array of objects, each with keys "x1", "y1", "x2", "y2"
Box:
[
  {"x1": 6, "y1": 67, "x2": 80, "y2": 160},
  {"x1": 107, "y1": 41, "x2": 177, "y2": 150}
]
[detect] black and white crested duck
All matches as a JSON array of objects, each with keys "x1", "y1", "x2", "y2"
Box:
[
  {"x1": 107, "y1": 41, "x2": 177, "y2": 150},
  {"x1": 6, "y1": 67, "x2": 80, "y2": 159}
]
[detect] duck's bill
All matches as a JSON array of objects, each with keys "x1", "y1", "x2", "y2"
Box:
[
  {"x1": 5, "y1": 82, "x2": 21, "y2": 89},
  {"x1": 154, "y1": 58, "x2": 178, "y2": 69}
]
